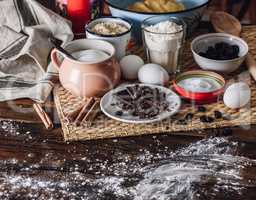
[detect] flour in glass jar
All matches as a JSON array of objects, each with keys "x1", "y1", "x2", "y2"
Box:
[{"x1": 143, "y1": 20, "x2": 184, "y2": 73}]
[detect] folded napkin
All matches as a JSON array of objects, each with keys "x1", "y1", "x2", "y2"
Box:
[{"x1": 0, "y1": 0, "x2": 73, "y2": 102}]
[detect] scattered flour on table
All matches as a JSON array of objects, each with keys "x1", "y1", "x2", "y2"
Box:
[
  {"x1": 0, "y1": 120, "x2": 20, "y2": 136},
  {"x1": 134, "y1": 137, "x2": 255, "y2": 200},
  {"x1": 0, "y1": 120, "x2": 33, "y2": 141},
  {"x1": 0, "y1": 137, "x2": 256, "y2": 200}
]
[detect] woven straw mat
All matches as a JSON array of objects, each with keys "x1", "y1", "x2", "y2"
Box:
[{"x1": 54, "y1": 26, "x2": 256, "y2": 141}]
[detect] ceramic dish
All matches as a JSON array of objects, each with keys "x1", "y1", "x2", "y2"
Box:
[
  {"x1": 51, "y1": 39, "x2": 121, "y2": 98},
  {"x1": 191, "y1": 33, "x2": 248, "y2": 73},
  {"x1": 100, "y1": 83, "x2": 181, "y2": 123},
  {"x1": 173, "y1": 70, "x2": 225, "y2": 103},
  {"x1": 85, "y1": 17, "x2": 132, "y2": 60},
  {"x1": 105, "y1": 0, "x2": 210, "y2": 41}
]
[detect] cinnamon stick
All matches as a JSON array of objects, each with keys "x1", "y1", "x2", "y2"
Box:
[
  {"x1": 74, "y1": 97, "x2": 95, "y2": 126},
  {"x1": 33, "y1": 103, "x2": 53, "y2": 130},
  {"x1": 66, "y1": 103, "x2": 85, "y2": 123},
  {"x1": 81, "y1": 99, "x2": 100, "y2": 127}
]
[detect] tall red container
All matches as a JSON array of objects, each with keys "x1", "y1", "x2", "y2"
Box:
[{"x1": 67, "y1": 0, "x2": 91, "y2": 34}]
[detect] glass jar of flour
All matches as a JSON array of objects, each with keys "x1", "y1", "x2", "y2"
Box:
[{"x1": 142, "y1": 16, "x2": 186, "y2": 74}]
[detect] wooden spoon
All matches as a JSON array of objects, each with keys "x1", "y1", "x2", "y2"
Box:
[{"x1": 210, "y1": 11, "x2": 256, "y2": 81}]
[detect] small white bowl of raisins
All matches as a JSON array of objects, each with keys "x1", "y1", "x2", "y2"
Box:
[{"x1": 191, "y1": 33, "x2": 248, "y2": 73}]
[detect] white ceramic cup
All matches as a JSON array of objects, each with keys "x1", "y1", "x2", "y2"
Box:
[{"x1": 86, "y1": 17, "x2": 132, "y2": 60}]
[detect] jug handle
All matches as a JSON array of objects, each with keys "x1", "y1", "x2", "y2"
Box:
[{"x1": 51, "y1": 48, "x2": 61, "y2": 69}]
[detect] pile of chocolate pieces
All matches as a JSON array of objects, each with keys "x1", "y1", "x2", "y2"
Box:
[{"x1": 113, "y1": 85, "x2": 170, "y2": 119}]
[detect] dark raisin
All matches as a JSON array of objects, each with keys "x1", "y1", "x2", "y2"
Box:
[
  {"x1": 200, "y1": 115, "x2": 214, "y2": 123},
  {"x1": 215, "y1": 42, "x2": 226, "y2": 50},
  {"x1": 115, "y1": 111, "x2": 123, "y2": 116},
  {"x1": 222, "y1": 128, "x2": 233, "y2": 136},
  {"x1": 214, "y1": 110, "x2": 222, "y2": 119},
  {"x1": 198, "y1": 106, "x2": 206, "y2": 112},
  {"x1": 232, "y1": 45, "x2": 239, "y2": 56},
  {"x1": 225, "y1": 47, "x2": 235, "y2": 59},
  {"x1": 185, "y1": 113, "x2": 194, "y2": 120},
  {"x1": 199, "y1": 52, "x2": 206, "y2": 57},
  {"x1": 177, "y1": 119, "x2": 188, "y2": 125},
  {"x1": 206, "y1": 46, "x2": 216, "y2": 56},
  {"x1": 202, "y1": 42, "x2": 239, "y2": 60}
]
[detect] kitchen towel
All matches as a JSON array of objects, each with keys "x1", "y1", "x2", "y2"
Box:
[{"x1": 0, "y1": 0, "x2": 73, "y2": 103}]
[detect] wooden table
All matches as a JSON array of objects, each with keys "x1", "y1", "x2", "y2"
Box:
[
  {"x1": 1, "y1": 22, "x2": 256, "y2": 199},
  {"x1": 0, "y1": 92, "x2": 256, "y2": 199}
]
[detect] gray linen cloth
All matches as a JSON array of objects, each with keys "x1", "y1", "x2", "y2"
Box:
[{"x1": 0, "y1": 0, "x2": 73, "y2": 102}]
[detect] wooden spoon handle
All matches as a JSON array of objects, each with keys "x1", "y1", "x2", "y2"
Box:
[{"x1": 246, "y1": 53, "x2": 256, "y2": 81}]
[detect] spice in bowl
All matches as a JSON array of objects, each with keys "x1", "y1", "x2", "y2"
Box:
[
  {"x1": 91, "y1": 21, "x2": 129, "y2": 36},
  {"x1": 86, "y1": 17, "x2": 132, "y2": 60}
]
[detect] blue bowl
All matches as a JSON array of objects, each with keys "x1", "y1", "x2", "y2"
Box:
[{"x1": 105, "y1": 0, "x2": 210, "y2": 42}]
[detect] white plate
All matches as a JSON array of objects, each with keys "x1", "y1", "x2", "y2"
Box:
[{"x1": 100, "y1": 83, "x2": 181, "y2": 124}]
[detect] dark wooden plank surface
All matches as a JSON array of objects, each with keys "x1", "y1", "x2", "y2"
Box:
[{"x1": 0, "y1": 94, "x2": 256, "y2": 199}]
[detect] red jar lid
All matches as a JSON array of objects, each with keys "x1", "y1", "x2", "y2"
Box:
[{"x1": 173, "y1": 70, "x2": 225, "y2": 103}]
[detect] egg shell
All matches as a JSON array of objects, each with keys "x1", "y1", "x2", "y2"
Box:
[
  {"x1": 120, "y1": 55, "x2": 144, "y2": 80},
  {"x1": 223, "y1": 82, "x2": 251, "y2": 109},
  {"x1": 138, "y1": 63, "x2": 169, "y2": 86}
]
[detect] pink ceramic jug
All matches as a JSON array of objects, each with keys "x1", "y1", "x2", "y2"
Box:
[{"x1": 51, "y1": 39, "x2": 121, "y2": 98}]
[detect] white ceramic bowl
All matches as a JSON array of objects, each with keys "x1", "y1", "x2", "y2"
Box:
[
  {"x1": 85, "y1": 17, "x2": 132, "y2": 60},
  {"x1": 191, "y1": 33, "x2": 248, "y2": 73}
]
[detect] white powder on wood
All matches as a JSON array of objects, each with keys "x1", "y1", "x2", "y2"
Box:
[{"x1": 0, "y1": 136, "x2": 255, "y2": 199}]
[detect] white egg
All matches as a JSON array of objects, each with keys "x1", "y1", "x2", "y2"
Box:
[
  {"x1": 120, "y1": 55, "x2": 144, "y2": 80},
  {"x1": 138, "y1": 63, "x2": 169, "y2": 86},
  {"x1": 223, "y1": 82, "x2": 251, "y2": 109}
]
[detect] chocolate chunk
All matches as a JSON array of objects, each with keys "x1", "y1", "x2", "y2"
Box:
[
  {"x1": 114, "y1": 85, "x2": 170, "y2": 120},
  {"x1": 115, "y1": 111, "x2": 123, "y2": 116},
  {"x1": 126, "y1": 86, "x2": 138, "y2": 100},
  {"x1": 115, "y1": 89, "x2": 129, "y2": 97}
]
